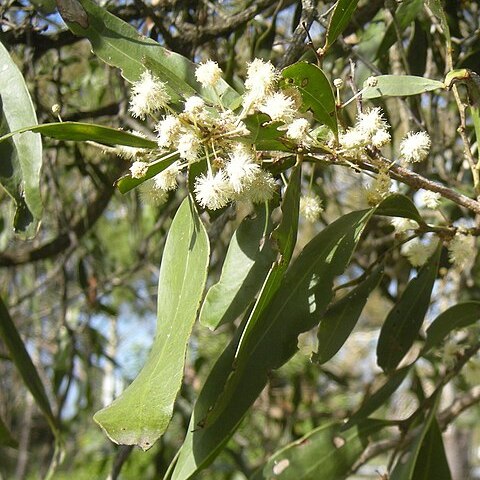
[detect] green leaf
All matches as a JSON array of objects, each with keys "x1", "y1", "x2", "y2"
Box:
[
  {"x1": 423, "y1": 302, "x2": 480, "y2": 354},
  {"x1": 362, "y1": 75, "x2": 444, "y2": 99},
  {"x1": 390, "y1": 395, "x2": 446, "y2": 480},
  {"x1": 344, "y1": 366, "x2": 411, "y2": 430},
  {"x1": 411, "y1": 419, "x2": 452, "y2": 480},
  {"x1": 242, "y1": 114, "x2": 287, "y2": 151},
  {"x1": 116, "y1": 152, "x2": 179, "y2": 194},
  {"x1": 94, "y1": 197, "x2": 209, "y2": 450},
  {"x1": 251, "y1": 420, "x2": 384, "y2": 480},
  {"x1": 29, "y1": 0, "x2": 56, "y2": 14},
  {"x1": 426, "y1": 0, "x2": 452, "y2": 57},
  {"x1": 0, "y1": 41, "x2": 42, "y2": 237},
  {"x1": 199, "y1": 205, "x2": 275, "y2": 330},
  {"x1": 0, "y1": 414, "x2": 18, "y2": 449},
  {"x1": 314, "y1": 265, "x2": 384, "y2": 364},
  {"x1": 375, "y1": 194, "x2": 425, "y2": 224},
  {"x1": 0, "y1": 295, "x2": 58, "y2": 436},
  {"x1": 376, "y1": 0, "x2": 424, "y2": 60},
  {"x1": 61, "y1": 0, "x2": 240, "y2": 108},
  {"x1": 282, "y1": 62, "x2": 338, "y2": 135},
  {"x1": 171, "y1": 208, "x2": 373, "y2": 479},
  {"x1": 0, "y1": 122, "x2": 157, "y2": 148},
  {"x1": 377, "y1": 243, "x2": 441, "y2": 372},
  {"x1": 324, "y1": 0, "x2": 360, "y2": 51}
]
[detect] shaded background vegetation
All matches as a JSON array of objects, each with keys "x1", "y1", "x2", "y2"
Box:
[{"x1": 2, "y1": 0, "x2": 480, "y2": 478}]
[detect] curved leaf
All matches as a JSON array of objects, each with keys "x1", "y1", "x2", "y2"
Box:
[
  {"x1": 94, "y1": 197, "x2": 209, "y2": 450},
  {"x1": 325, "y1": 0, "x2": 360, "y2": 51},
  {"x1": 390, "y1": 395, "x2": 447, "y2": 480},
  {"x1": 411, "y1": 419, "x2": 452, "y2": 480},
  {"x1": 376, "y1": 0, "x2": 424, "y2": 60},
  {"x1": 314, "y1": 265, "x2": 383, "y2": 364},
  {"x1": 199, "y1": 204, "x2": 275, "y2": 330},
  {"x1": 60, "y1": 0, "x2": 240, "y2": 108},
  {"x1": 171, "y1": 208, "x2": 373, "y2": 479},
  {"x1": 0, "y1": 41, "x2": 42, "y2": 237},
  {"x1": 363, "y1": 75, "x2": 444, "y2": 99},
  {"x1": 377, "y1": 243, "x2": 441, "y2": 372},
  {"x1": 344, "y1": 366, "x2": 411, "y2": 430},
  {"x1": 116, "y1": 152, "x2": 179, "y2": 194},
  {"x1": 251, "y1": 420, "x2": 384, "y2": 480},
  {"x1": 282, "y1": 62, "x2": 337, "y2": 135},
  {"x1": 0, "y1": 295, "x2": 58, "y2": 436},
  {"x1": 423, "y1": 302, "x2": 480, "y2": 354},
  {"x1": 0, "y1": 122, "x2": 157, "y2": 148},
  {"x1": 375, "y1": 194, "x2": 424, "y2": 224}
]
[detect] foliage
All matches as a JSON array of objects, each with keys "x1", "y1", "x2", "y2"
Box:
[{"x1": 2, "y1": 1, "x2": 480, "y2": 479}]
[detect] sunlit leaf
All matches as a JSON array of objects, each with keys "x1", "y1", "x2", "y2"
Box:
[
  {"x1": 60, "y1": 0, "x2": 240, "y2": 108},
  {"x1": 0, "y1": 41, "x2": 42, "y2": 237},
  {"x1": 362, "y1": 75, "x2": 444, "y2": 99},
  {"x1": 324, "y1": 0, "x2": 359, "y2": 51},
  {"x1": 282, "y1": 62, "x2": 337, "y2": 135},
  {"x1": 94, "y1": 198, "x2": 209, "y2": 450},
  {"x1": 171, "y1": 208, "x2": 373, "y2": 479},
  {"x1": 0, "y1": 122, "x2": 157, "y2": 148},
  {"x1": 199, "y1": 204, "x2": 275, "y2": 330}
]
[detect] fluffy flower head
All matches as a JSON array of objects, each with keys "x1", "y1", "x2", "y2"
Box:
[
  {"x1": 184, "y1": 96, "x2": 205, "y2": 114},
  {"x1": 195, "y1": 60, "x2": 222, "y2": 87},
  {"x1": 448, "y1": 233, "x2": 475, "y2": 268},
  {"x1": 400, "y1": 131, "x2": 431, "y2": 163},
  {"x1": 194, "y1": 170, "x2": 233, "y2": 210},
  {"x1": 238, "y1": 169, "x2": 277, "y2": 204},
  {"x1": 225, "y1": 150, "x2": 261, "y2": 193},
  {"x1": 391, "y1": 217, "x2": 419, "y2": 234},
  {"x1": 300, "y1": 193, "x2": 323, "y2": 223},
  {"x1": 156, "y1": 115, "x2": 181, "y2": 148},
  {"x1": 244, "y1": 59, "x2": 279, "y2": 103},
  {"x1": 357, "y1": 107, "x2": 389, "y2": 137},
  {"x1": 401, "y1": 237, "x2": 437, "y2": 267},
  {"x1": 259, "y1": 92, "x2": 296, "y2": 123},
  {"x1": 153, "y1": 161, "x2": 181, "y2": 191},
  {"x1": 177, "y1": 132, "x2": 200, "y2": 162},
  {"x1": 130, "y1": 161, "x2": 149, "y2": 179},
  {"x1": 286, "y1": 118, "x2": 311, "y2": 143},
  {"x1": 129, "y1": 71, "x2": 170, "y2": 119},
  {"x1": 418, "y1": 190, "x2": 441, "y2": 210}
]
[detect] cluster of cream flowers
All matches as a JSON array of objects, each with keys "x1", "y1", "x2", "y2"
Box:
[{"x1": 122, "y1": 60, "x2": 323, "y2": 212}]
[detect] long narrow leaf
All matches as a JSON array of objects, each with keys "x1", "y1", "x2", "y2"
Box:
[
  {"x1": 0, "y1": 41, "x2": 42, "y2": 237},
  {"x1": 94, "y1": 197, "x2": 209, "y2": 450},
  {"x1": 171, "y1": 208, "x2": 373, "y2": 479},
  {"x1": 0, "y1": 295, "x2": 58, "y2": 435},
  {"x1": 314, "y1": 265, "x2": 383, "y2": 364},
  {"x1": 0, "y1": 122, "x2": 157, "y2": 148},
  {"x1": 59, "y1": 0, "x2": 240, "y2": 108},
  {"x1": 0, "y1": 414, "x2": 18, "y2": 449},
  {"x1": 377, "y1": 243, "x2": 441, "y2": 372},
  {"x1": 199, "y1": 204, "x2": 275, "y2": 330}
]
